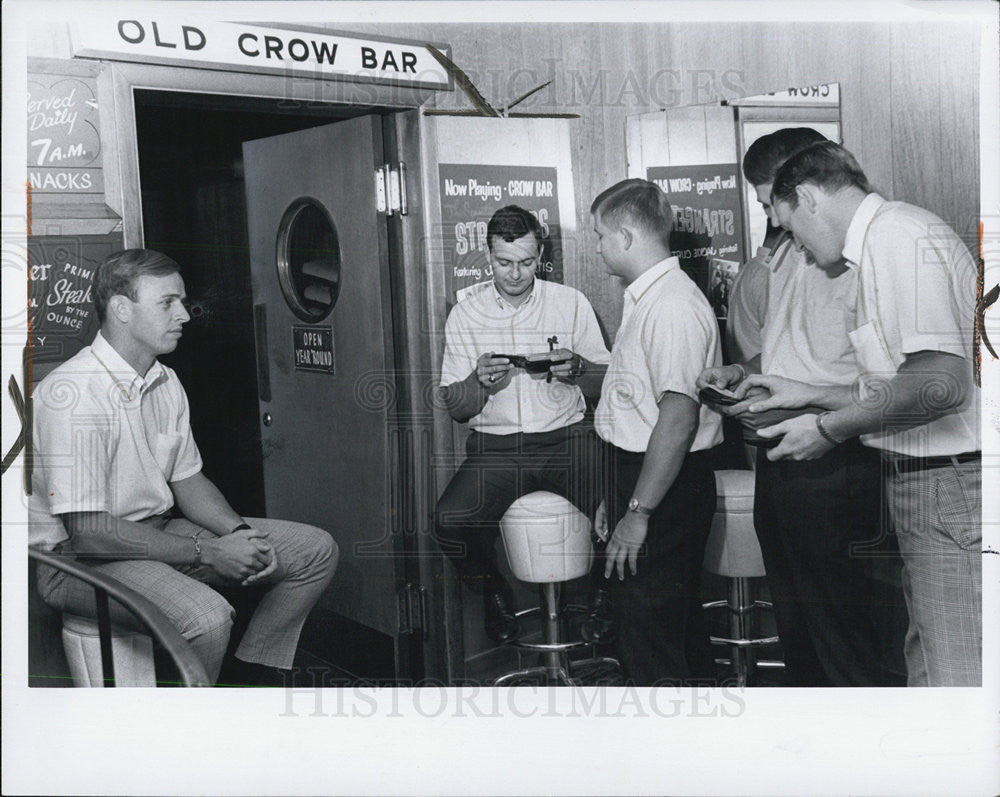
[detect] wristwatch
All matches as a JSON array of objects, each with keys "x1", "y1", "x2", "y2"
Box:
[{"x1": 627, "y1": 497, "x2": 654, "y2": 516}]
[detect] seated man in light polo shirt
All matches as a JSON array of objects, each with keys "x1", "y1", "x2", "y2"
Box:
[
  {"x1": 589, "y1": 179, "x2": 723, "y2": 685},
  {"x1": 736, "y1": 142, "x2": 981, "y2": 687},
  {"x1": 435, "y1": 205, "x2": 611, "y2": 645},
  {"x1": 30, "y1": 249, "x2": 339, "y2": 686}
]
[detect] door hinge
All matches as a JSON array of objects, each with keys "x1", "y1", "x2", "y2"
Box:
[
  {"x1": 375, "y1": 163, "x2": 408, "y2": 217},
  {"x1": 397, "y1": 581, "x2": 428, "y2": 639}
]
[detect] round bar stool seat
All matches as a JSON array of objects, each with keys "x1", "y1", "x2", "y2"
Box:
[
  {"x1": 702, "y1": 469, "x2": 782, "y2": 686},
  {"x1": 61, "y1": 614, "x2": 157, "y2": 687},
  {"x1": 494, "y1": 492, "x2": 620, "y2": 686}
]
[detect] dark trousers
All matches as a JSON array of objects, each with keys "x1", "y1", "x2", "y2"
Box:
[
  {"x1": 754, "y1": 441, "x2": 903, "y2": 686},
  {"x1": 602, "y1": 445, "x2": 717, "y2": 686},
  {"x1": 434, "y1": 423, "x2": 602, "y2": 591}
]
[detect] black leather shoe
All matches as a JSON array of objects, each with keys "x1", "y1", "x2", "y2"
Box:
[
  {"x1": 484, "y1": 588, "x2": 519, "y2": 645},
  {"x1": 217, "y1": 658, "x2": 291, "y2": 687},
  {"x1": 581, "y1": 588, "x2": 616, "y2": 645}
]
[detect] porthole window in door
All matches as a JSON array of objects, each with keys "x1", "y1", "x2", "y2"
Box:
[{"x1": 275, "y1": 198, "x2": 341, "y2": 322}]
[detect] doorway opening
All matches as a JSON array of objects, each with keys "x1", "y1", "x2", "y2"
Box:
[
  {"x1": 134, "y1": 90, "x2": 369, "y2": 515},
  {"x1": 133, "y1": 90, "x2": 408, "y2": 682}
]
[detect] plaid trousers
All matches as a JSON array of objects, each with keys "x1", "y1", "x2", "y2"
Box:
[
  {"x1": 887, "y1": 460, "x2": 981, "y2": 686},
  {"x1": 37, "y1": 517, "x2": 338, "y2": 683}
]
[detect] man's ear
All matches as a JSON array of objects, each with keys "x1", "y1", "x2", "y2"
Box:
[
  {"x1": 621, "y1": 226, "x2": 633, "y2": 250},
  {"x1": 795, "y1": 183, "x2": 822, "y2": 214},
  {"x1": 109, "y1": 294, "x2": 130, "y2": 324}
]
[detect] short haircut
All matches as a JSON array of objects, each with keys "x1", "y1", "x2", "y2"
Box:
[
  {"x1": 486, "y1": 205, "x2": 543, "y2": 251},
  {"x1": 742, "y1": 127, "x2": 828, "y2": 186},
  {"x1": 94, "y1": 248, "x2": 182, "y2": 323},
  {"x1": 590, "y1": 178, "x2": 673, "y2": 247},
  {"x1": 771, "y1": 141, "x2": 872, "y2": 209}
]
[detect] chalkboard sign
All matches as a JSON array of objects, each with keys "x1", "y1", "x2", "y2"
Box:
[
  {"x1": 438, "y1": 164, "x2": 562, "y2": 302},
  {"x1": 28, "y1": 234, "x2": 122, "y2": 378},
  {"x1": 27, "y1": 69, "x2": 104, "y2": 196}
]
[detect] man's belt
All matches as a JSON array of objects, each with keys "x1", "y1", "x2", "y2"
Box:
[{"x1": 884, "y1": 451, "x2": 980, "y2": 475}]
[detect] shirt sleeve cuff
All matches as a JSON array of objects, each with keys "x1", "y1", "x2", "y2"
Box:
[
  {"x1": 169, "y1": 464, "x2": 203, "y2": 483},
  {"x1": 899, "y1": 334, "x2": 966, "y2": 360},
  {"x1": 49, "y1": 500, "x2": 108, "y2": 516}
]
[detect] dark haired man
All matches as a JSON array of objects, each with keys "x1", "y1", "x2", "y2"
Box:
[
  {"x1": 727, "y1": 127, "x2": 828, "y2": 363},
  {"x1": 435, "y1": 205, "x2": 611, "y2": 644},
  {"x1": 590, "y1": 179, "x2": 722, "y2": 685},
  {"x1": 738, "y1": 141, "x2": 980, "y2": 687},
  {"x1": 30, "y1": 249, "x2": 338, "y2": 686},
  {"x1": 698, "y1": 129, "x2": 901, "y2": 686}
]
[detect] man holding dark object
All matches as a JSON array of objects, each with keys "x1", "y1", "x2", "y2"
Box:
[
  {"x1": 435, "y1": 205, "x2": 611, "y2": 645},
  {"x1": 30, "y1": 249, "x2": 339, "y2": 686},
  {"x1": 697, "y1": 128, "x2": 901, "y2": 686},
  {"x1": 588, "y1": 179, "x2": 722, "y2": 685},
  {"x1": 735, "y1": 141, "x2": 980, "y2": 687}
]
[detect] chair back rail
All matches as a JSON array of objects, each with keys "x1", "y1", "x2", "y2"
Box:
[{"x1": 29, "y1": 548, "x2": 210, "y2": 687}]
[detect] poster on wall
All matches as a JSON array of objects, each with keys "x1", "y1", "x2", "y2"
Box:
[
  {"x1": 438, "y1": 164, "x2": 562, "y2": 303},
  {"x1": 27, "y1": 69, "x2": 104, "y2": 196},
  {"x1": 707, "y1": 257, "x2": 739, "y2": 320},
  {"x1": 27, "y1": 234, "x2": 123, "y2": 381},
  {"x1": 646, "y1": 164, "x2": 744, "y2": 298}
]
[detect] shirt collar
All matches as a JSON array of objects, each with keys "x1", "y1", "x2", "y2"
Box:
[
  {"x1": 492, "y1": 277, "x2": 538, "y2": 310},
  {"x1": 842, "y1": 193, "x2": 886, "y2": 268},
  {"x1": 626, "y1": 256, "x2": 678, "y2": 304},
  {"x1": 90, "y1": 331, "x2": 166, "y2": 395}
]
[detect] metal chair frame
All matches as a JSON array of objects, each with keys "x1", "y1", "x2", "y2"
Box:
[
  {"x1": 493, "y1": 582, "x2": 620, "y2": 686},
  {"x1": 703, "y1": 575, "x2": 783, "y2": 687},
  {"x1": 29, "y1": 548, "x2": 210, "y2": 687}
]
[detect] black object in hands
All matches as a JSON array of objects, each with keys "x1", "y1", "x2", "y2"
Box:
[
  {"x1": 495, "y1": 353, "x2": 571, "y2": 374},
  {"x1": 698, "y1": 386, "x2": 742, "y2": 407},
  {"x1": 743, "y1": 432, "x2": 782, "y2": 448}
]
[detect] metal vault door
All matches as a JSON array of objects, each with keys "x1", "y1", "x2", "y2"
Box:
[{"x1": 243, "y1": 117, "x2": 405, "y2": 668}]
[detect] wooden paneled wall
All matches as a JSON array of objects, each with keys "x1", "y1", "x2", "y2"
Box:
[
  {"x1": 32, "y1": 20, "x2": 983, "y2": 335},
  {"x1": 346, "y1": 21, "x2": 982, "y2": 334}
]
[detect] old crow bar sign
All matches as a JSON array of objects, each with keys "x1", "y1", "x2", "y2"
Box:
[{"x1": 71, "y1": 20, "x2": 452, "y2": 90}]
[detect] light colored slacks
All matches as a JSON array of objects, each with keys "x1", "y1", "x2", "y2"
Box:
[
  {"x1": 37, "y1": 517, "x2": 338, "y2": 684},
  {"x1": 887, "y1": 460, "x2": 981, "y2": 686}
]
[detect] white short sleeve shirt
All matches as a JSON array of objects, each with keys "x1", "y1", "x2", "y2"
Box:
[
  {"x1": 439, "y1": 279, "x2": 610, "y2": 434},
  {"x1": 841, "y1": 193, "x2": 979, "y2": 455},
  {"x1": 30, "y1": 332, "x2": 203, "y2": 547},
  {"x1": 596, "y1": 257, "x2": 724, "y2": 453},
  {"x1": 761, "y1": 237, "x2": 861, "y2": 386}
]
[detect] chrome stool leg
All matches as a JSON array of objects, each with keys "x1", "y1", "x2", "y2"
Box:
[{"x1": 705, "y1": 576, "x2": 781, "y2": 687}]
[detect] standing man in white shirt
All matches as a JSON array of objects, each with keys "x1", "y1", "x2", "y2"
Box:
[
  {"x1": 435, "y1": 205, "x2": 611, "y2": 645},
  {"x1": 589, "y1": 179, "x2": 723, "y2": 685},
  {"x1": 698, "y1": 128, "x2": 902, "y2": 686},
  {"x1": 738, "y1": 142, "x2": 981, "y2": 686},
  {"x1": 31, "y1": 249, "x2": 338, "y2": 686}
]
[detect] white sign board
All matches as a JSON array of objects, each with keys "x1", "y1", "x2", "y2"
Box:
[{"x1": 71, "y1": 19, "x2": 453, "y2": 90}]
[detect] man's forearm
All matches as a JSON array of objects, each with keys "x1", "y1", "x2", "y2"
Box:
[
  {"x1": 823, "y1": 351, "x2": 970, "y2": 443},
  {"x1": 62, "y1": 511, "x2": 198, "y2": 564},
  {"x1": 741, "y1": 354, "x2": 762, "y2": 376},
  {"x1": 631, "y1": 393, "x2": 699, "y2": 510},
  {"x1": 440, "y1": 372, "x2": 489, "y2": 422},
  {"x1": 575, "y1": 361, "x2": 608, "y2": 399},
  {"x1": 170, "y1": 471, "x2": 244, "y2": 536}
]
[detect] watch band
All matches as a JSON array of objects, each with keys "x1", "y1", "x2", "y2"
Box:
[
  {"x1": 815, "y1": 412, "x2": 843, "y2": 446},
  {"x1": 191, "y1": 534, "x2": 202, "y2": 567},
  {"x1": 628, "y1": 497, "x2": 654, "y2": 516}
]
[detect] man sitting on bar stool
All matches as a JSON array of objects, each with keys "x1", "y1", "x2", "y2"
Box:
[
  {"x1": 733, "y1": 142, "x2": 981, "y2": 687},
  {"x1": 30, "y1": 249, "x2": 339, "y2": 686},
  {"x1": 435, "y1": 205, "x2": 611, "y2": 645}
]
